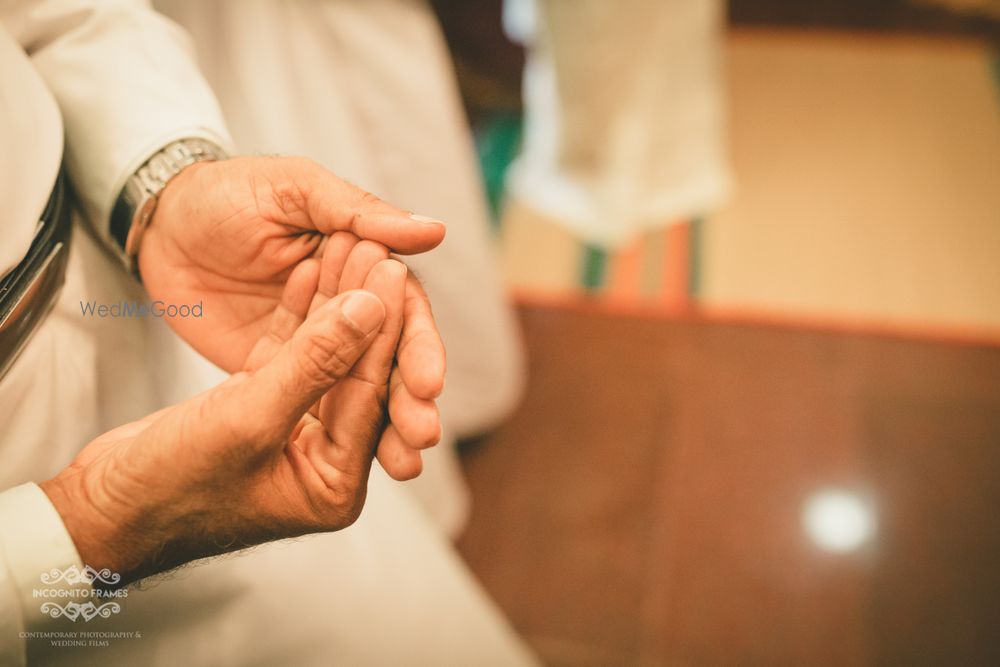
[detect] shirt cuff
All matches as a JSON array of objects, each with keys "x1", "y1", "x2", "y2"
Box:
[{"x1": 0, "y1": 483, "x2": 89, "y2": 633}]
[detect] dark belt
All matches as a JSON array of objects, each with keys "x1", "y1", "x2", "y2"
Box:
[{"x1": 0, "y1": 171, "x2": 72, "y2": 380}]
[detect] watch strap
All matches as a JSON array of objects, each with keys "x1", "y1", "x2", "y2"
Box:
[{"x1": 110, "y1": 138, "x2": 228, "y2": 273}]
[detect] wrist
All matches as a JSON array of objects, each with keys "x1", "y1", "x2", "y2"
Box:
[
  {"x1": 111, "y1": 138, "x2": 229, "y2": 277},
  {"x1": 39, "y1": 464, "x2": 160, "y2": 587},
  {"x1": 135, "y1": 159, "x2": 212, "y2": 279}
]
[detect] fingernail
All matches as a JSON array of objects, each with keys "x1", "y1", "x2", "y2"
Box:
[
  {"x1": 410, "y1": 214, "x2": 445, "y2": 226},
  {"x1": 342, "y1": 292, "x2": 384, "y2": 333}
]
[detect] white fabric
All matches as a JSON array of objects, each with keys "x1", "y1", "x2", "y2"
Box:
[
  {"x1": 0, "y1": 484, "x2": 86, "y2": 667},
  {"x1": 506, "y1": 0, "x2": 732, "y2": 247},
  {"x1": 1, "y1": 0, "x2": 534, "y2": 664},
  {"x1": 156, "y1": 0, "x2": 527, "y2": 537},
  {"x1": 0, "y1": 2, "x2": 228, "y2": 662},
  {"x1": 0, "y1": 0, "x2": 232, "y2": 244},
  {"x1": 1, "y1": 4, "x2": 229, "y2": 660},
  {"x1": 3, "y1": 228, "x2": 536, "y2": 666},
  {"x1": 0, "y1": 29, "x2": 62, "y2": 276}
]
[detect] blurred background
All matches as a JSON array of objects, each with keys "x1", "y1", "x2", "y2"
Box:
[{"x1": 427, "y1": 0, "x2": 1000, "y2": 664}]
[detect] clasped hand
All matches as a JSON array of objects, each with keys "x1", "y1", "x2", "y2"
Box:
[{"x1": 41, "y1": 157, "x2": 447, "y2": 585}]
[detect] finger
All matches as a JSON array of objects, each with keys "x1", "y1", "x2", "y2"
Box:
[
  {"x1": 397, "y1": 273, "x2": 446, "y2": 399},
  {"x1": 319, "y1": 259, "x2": 406, "y2": 449},
  {"x1": 293, "y1": 413, "x2": 374, "y2": 485},
  {"x1": 388, "y1": 369, "x2": 441, "y2": 450},
  {"x1": 351, "y1": 258, "x2": 406, "y2": 385},
  {"x1": 376, "y1": 424, "x2": 424, "y2": 481},
  {"x1": 337, "y1": 240, "x2": 390, "y2": 293},
  {"x1": 298, "y1": 160, "x2": 446, "y2": 254},
  {"x1": 245, "y1": 258, "x2": 320, "y2": 372},
  {"x1": 311, "y1": 231, "x2": 358, "y2": 310},
  {"x1": 303, "y1": 234, "x2": 362, "y2": 416},
  {"x1": 347, "y1": 212, "x2": 445, "y2": 256},
  {"x1": 238, "y1": 290, "x2": 385, "y2": 445}
]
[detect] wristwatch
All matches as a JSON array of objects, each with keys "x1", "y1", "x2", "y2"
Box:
[{"x1": 110, "y1": 137, "x2": 228, "y2": 275}]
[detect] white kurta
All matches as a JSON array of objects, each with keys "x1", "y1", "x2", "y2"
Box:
[
  {"x1": 1, "y1": 1, "x2": 229, "y2": 663},
  {"x1": 156, "y1": 0, "x2": 527, "y2": 537},
  {"x1": 0, "y1": 1, "x2": 535, "y2": 664},
  {"x1": 505, "y1": 0, "x2": 732, "y2": 247}
]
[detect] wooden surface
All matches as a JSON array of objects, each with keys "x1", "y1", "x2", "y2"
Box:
[
  {"x1": 729, "y1": 0, "x2": 1000, "y2": 39},
  {"x1": 458, "y1": 304, "x2": 1000, "y2": 666},
  {"x1": 702, "y1": 31, "x2": 1000, "y2": 332}
]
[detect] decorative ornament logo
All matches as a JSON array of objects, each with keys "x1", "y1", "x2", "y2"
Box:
[
  {"x1": 40, "y1": 565, "x2": 121, "y2": 587},
  {"x1": 40, "y1": 601, "x2": 121, "y2": 623},
  {"x1": 34, "y1": 565, "x2": 127, "y2": 623}
]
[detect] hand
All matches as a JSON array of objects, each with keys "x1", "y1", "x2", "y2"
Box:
[
  {"x1": 41, "y1": 260, "x2": 407, "y2": 586},
  {"x1": 137, "y1": 156, "x2": 445, "y2": 373},
  {"x1": 292, "y1": 233, "x2": 445, "y2": 481}
]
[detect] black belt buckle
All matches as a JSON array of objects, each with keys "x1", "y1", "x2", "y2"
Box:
[{"x1": 0, "y1": 171, "x2": 73, "y2": 380}]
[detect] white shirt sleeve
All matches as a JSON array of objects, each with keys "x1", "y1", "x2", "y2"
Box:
[
  {"x1": 0, "y1": 3, "x2": 231, "y2": 660},
  {"x1": 1, "y1": 0, "x2": 233, "y2": 246},
  {"x1": 0, "y1": 484, "x2": 88, "y2": 667}
]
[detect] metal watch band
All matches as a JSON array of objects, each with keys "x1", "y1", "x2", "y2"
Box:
[{"x1": 109, "y1": 138, "x2": 228, "y2": 275}]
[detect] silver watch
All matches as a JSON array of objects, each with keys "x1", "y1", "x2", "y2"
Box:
[{"x1": 110, "y1": 137, "x2": 229, "y2": 275}]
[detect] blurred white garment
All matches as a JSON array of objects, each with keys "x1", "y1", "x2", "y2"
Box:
[
  {"x1": 10, "y1": 229, "x2": 536, "y2": 667},
  {"x1": 1, "y1": 1, "x2": 535, "y2": 664},
  {"x1": 157, "y1": 0, "x2": 526, "y2": 537},
  {"x1": 505, "y1": 0, "x2": 732, "y2": 247},
  {"x1": 4, "y1": 228, "x2": 536, "y2": 666},
  {"x1": 1, "y1": 2, "x2": 231, "y2": 662}
]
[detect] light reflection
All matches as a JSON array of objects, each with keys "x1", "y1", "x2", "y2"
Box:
[{"x1": 803, "y1": 489, "x2": 876, "y2": 552}]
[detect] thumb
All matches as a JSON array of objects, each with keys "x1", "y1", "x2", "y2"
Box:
[{"x1": 235, "y1": 290, "x2": 386, "y2": 444}]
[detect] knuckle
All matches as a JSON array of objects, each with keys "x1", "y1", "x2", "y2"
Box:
[
  {"x1": 339, "y1": 500, "x2": 365, "y2": 528},
  {"x1": 296, "y1": 334, "x2": 355, "y2": 386},
  {"x1": 395, "y1": 462, "x2": 422, "y2": 482},
  {"x1": 320, "y1": 483, "x2": 366, "y2": 529},
  {"x1": 359, "y1": 190, "x2": 382, "y2": 206},
  {"x1": 389, "y1": 454, "x2": 422, "y2": 481},
  {"x1": 330, "y1": 338, "x2": 365, "y2": 378},
  {"x1": 415, "y1": 424, "x2": 441, "y2": 450},
  {"x1": 271, "y1": 179, "x2": 308, "y2": 213}
]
